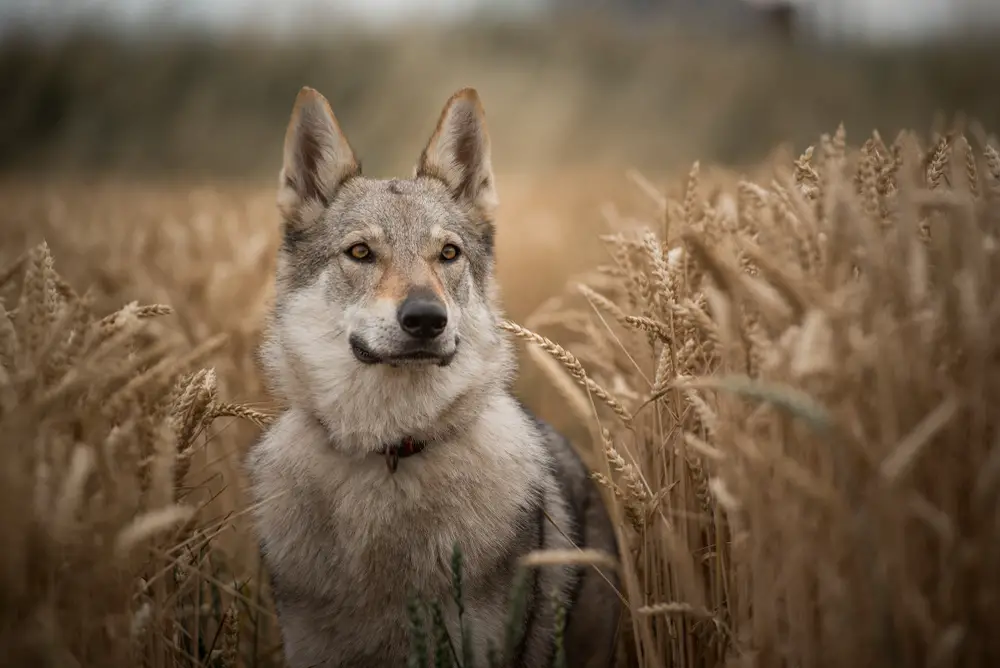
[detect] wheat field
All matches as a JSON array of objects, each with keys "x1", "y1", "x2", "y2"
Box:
[
  {"x1": 5, "y1": 18, "x2": 1000, "y2": 667},
  {"x1": 5, "y1": 122, "x2": 1000, "y2": 667},
  {"x1": 512, "y1": 126, "x2": 1000, "y2": 667}
]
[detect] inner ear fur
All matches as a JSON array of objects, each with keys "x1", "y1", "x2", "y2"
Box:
[
  {"x1": 416, "y1": 87, "x2": 498, "y2": 214},
  {"x1": 277, "y1": 86, "x2": 361, "y2": 230}
]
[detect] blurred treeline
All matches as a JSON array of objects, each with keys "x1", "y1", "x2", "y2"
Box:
[{"x1": 2, "y1": 17, "x2": 1000, "y2": 179}]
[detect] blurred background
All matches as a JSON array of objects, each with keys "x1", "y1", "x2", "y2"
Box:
[
  {"x1": 3, "y1": 0, "x2": 1000, "y2": 443},
  {"x1": 2, "y1": 0, "x2": 1000, "y2": 180}
]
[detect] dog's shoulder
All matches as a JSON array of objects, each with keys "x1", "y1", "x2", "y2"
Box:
[
  {"x1": 512, "y1": 399, "x2": 591, "y2": 499},
  {"x1": 512, "y1": 400, "x2": 622, "y2": 668},
  {"x1": 243, "y1": 408, "x2": 337, "y2": 557},
  {"x1": 246, "y1": 408, "x2": 323, "y2": 482}
]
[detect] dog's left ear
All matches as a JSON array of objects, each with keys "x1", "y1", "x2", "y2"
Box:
[{"x1": 416, "y1": 88, "x2": 498, "y2": 213}]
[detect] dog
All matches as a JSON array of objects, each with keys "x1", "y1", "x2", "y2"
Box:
[{"x1": 245, "y1": 85, "x2": 621, "y2": 668}]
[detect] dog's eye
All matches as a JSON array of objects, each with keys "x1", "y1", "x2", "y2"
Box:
[
  {"x1": 346, "y1": 243, "x2": 373, "y2": 262},
  {"x1": 440, "y1": 244, "x2": 460, "y2": 262}
]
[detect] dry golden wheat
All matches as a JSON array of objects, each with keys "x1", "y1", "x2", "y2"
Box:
[
  {"x1": 6, "y1": 116, "x2": 1000, "y2": 667},
  {"x1": 513, "y1": 128, "x2": 1000, "y2": 667},
  {"x1": 0, "y1": 243, "x2": 268, "y2": 667}
]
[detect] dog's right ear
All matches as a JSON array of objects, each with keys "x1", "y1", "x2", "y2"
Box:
[{"x1": 277, "y1": 87, "x2": 360, "y2": 230}]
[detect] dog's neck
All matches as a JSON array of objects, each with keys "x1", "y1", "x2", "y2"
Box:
[
  {"x1": 270, "y1": 319, "x2": 520, "y2": 459},
  {"x1": 309, "y1": 375, "x2": 497, "y2": 460}
]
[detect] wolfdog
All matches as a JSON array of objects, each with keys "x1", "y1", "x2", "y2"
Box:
[{"x1": 246, "y1": 86, "x2": 621, "y2": 668}]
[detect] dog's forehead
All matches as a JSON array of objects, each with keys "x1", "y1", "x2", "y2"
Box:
[{"x1": 329, "y1": 177, "x2": 460, "y2": 237}]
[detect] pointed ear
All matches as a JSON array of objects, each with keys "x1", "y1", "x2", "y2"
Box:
[
  {"x1": 416, "y1": 88, "x2": 498, "y2": 213},
  {"x1": 277, "y1": 87, "x2": 360, "y2": 229}
]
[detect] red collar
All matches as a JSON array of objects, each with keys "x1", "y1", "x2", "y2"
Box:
[{"x1": 380, "y1": 436, "x2": 426, "y2": 473}]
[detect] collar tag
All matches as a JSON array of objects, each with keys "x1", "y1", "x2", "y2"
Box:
[
  {"x1": 382, "y1": 436, "x2": 424, "y2": 473},
  {"x1": 385, "y1": 446, "x2": 400, "y2": 473}
]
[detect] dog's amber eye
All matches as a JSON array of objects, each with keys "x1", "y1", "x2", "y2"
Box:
[
  {"x1": 347, "y1": 243, "x2": 373, "y2": 262},
  {"x1": 440, "y1": 244, "x2": 460, "y2": 262}
]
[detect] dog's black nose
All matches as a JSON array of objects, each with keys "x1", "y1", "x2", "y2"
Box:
[{"x1": 397, "y1": 292, "x2": 448, "y2": 340}]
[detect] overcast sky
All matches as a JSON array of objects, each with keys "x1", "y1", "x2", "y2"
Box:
[
  {"x1": 1, "y1": 0, "x2": 998, "y2": 41},
  {"x1": 0, "y1": 0, "x2": 541, "y2": 35}
]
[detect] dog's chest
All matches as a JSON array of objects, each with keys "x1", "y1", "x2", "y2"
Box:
[
  {"x1": 252, "y1": 408, "x2": 551, "y2": 665},
  {"x1": 288, "y1": 444, "x2": 540, "y2": 604},
  {"x1": 268, "y1": 449, "x2": 538, "y2": 664}
]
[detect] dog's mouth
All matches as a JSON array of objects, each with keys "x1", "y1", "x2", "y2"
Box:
[{"x1": 350, "y1": 335, "x2": 458, "y2": 368}]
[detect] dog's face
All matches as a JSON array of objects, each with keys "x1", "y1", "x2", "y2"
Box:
[
  {"x1": 284, "y1": 175, "x2": 491, "y2": 369},
  {"x1": 263, "y1": 87, "x2": 512, "y2": 451}
]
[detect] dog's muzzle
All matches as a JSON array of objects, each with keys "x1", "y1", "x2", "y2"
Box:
[{"x1": 349, "y1": 334, "x2": 459, "y2": 367}]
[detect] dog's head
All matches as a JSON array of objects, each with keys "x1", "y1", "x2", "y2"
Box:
[{"x1": 262, "y1": 87, "x2": 513, "y2": 451}]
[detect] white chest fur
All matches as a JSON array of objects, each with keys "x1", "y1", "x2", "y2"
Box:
[{"x1": 247, "y1": 400, "x2": 554, "y2": 663}]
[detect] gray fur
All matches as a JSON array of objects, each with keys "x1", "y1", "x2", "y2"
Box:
[{"x1": 246, "y1": 86, "x2": 621, "y2": 668}]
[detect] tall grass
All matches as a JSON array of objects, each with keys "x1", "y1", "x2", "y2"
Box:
[
  {"x1": 4, "y1": 123, "x2": 1000, "y2": 667},
  {"x1": 0, "y1": 243, "x2": 277, "y2": 666},
  {"x1": 514, "y1": 127, "x2": 1000, "y2": 666}
]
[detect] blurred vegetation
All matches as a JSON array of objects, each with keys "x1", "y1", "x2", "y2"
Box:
[{"x1": 2, "y1": 18, "x2": 1000, "y2": 179}]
